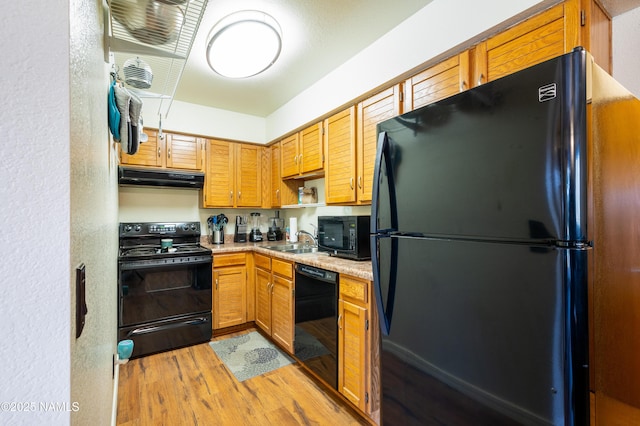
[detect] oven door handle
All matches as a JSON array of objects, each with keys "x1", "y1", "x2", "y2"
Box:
[
  {"x1": 125, "y1": 317, "x2": 209, "y2": 337},
  {"x1": 119, "y1": 257, "x2": 212, "y2": 270}
]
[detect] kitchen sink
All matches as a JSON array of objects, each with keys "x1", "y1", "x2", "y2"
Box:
[{"x1": 263, "y1": 244, "x2": 322, "y2": 254}]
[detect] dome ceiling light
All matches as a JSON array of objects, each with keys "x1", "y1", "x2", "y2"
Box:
[{"x1": 206, "y1": 10, "x2": 282, "y2": 79}]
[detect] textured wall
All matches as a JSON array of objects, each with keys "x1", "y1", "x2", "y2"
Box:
[
  {"x1": 69, "y1": 0, "x2": 119, "y2": 425},
  {"x1": 613, "y1": 7, "x2": 640, "y2": 98},
  {"x1": 0, "y1": 0, "x2": 71, "y2": 424}
]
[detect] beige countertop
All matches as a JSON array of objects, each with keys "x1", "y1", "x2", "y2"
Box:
[{"x1": 201, "y1": 239, "x2": 373, "y2": 281}]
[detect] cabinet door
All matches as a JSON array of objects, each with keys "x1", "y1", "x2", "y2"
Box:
[
  {"x1": 120, "y1": 130, "x2": 164, "y2": 167},
  {"x1": 281, "y1": 133, "x2": 300, "y2": 178},
  {"x1": 235, "y1": 143, "x2": 262, "y2": 207},
  {"x1": 270, "y1": 143, "x2": 282, "y2": 207},
  {"x1": 325, "y1": 107, "x2": 357, "y2": 204},
  {"x1": 255, "y1": 266, "x2": 272, "y2": 334},
  {"x1": 271, "y1": 274, "x2": 294, "y2": 354},
  {"x1": 473, "y1": 3, "x2": 566, "y2": 86},
  {"x1": 338, "y1": 299, "x2": 368, "y2": 411},
  {"x1": 165, "y1": 133, "x2": 203, "y2": 171},
  {"x1": 213, "y1": 266, "x2": 247, "y2": 329},
  {"x1": 357, "y1": 85, "x2": 403, "y2": 204},
  {"x1": 299, "y1": 122, "x2": 324, "y2": 175},
  {"x1": 405, "y1": 51, "x2": 470, "y2": 111},
  {"x1": 203, "y1": 139, "x2": 235, "y2": 208},
  {"x1": 580, "y1": 0, "x2": 612, "y2": 74},
  {"x1": 261, "y1": 146, "x2": 271, "y2": 208}
]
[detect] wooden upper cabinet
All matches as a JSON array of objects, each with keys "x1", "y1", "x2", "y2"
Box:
[
  {"x1": 120, "y1": 130, "x2": 164, "y2": 167},
  {"x1": 580, "y1": 0, "x2": 612, "y2": 74},
  {"x1": 404, "y1": 51, "x2": 471, "y2": 111},
  {"x1": 281, "y1": 133, "x2": 300, "y2": 178},
  {"x1": 120, "y1": 130, "x2": 204, "y2": 171},
  {"x1": 203, "y1": 139, "x2": 234, "y2": 208},
  {"x1": 325, "y1": 107, "x2": 357, "y2": 204},
  {"x1": 282, "y1": 123, "x2": 324, "y2": 179},
  {"x1": 235, "y1": 143, "x2": 262, "y2": 207},
  {"x1": 299, "y1": 122, "x2": 324, "y2": 175},
  {"x1": 472, "y1": 0, "x2": 611, "y2": 86},
  {"x1": 202, "y1": 139, "x2": 261, "y2": 208},
  {"x1": 165, "y1": 133, "x2": 204, "y2": 171},
  {"x1": 270, "y1": 142, "x2": 298, "y2": 207},
  {"x1": 356, "y1": 84, "x2": 403, "y2": 204},
  {"x1": 473, "y1": 3, "x2": 566, "y2": 86}
]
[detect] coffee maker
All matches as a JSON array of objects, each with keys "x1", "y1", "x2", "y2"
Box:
[
  {"x1": 234, "y1": 215, "x2": 247, "y2": 243},
  {"x1": 249, "y1": 212, "x2": 263, "y2": 242},
  {"x1": 267, "y1": 213, "x2": 284, "y2": 241}
]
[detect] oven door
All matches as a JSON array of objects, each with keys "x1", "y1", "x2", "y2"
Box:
[{"x1": 118, "y1": 255, "x2": 212, "y2": 327}]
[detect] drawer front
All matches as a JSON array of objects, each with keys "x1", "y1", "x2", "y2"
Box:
[
  {"x1": 254, "y1": 253, "x2": 271, "y2": 270},
  {"x1": 272, "y1": 258, "x2": 293, "y2": 279},
  {"x1": 340, "y1": 275, "x2": 368, "y2": 304},
  {"x1": 213, "y1": 252, "x2": 246, "y2": 268}
]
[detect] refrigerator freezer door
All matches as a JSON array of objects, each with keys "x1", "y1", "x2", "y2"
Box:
[
  {"x1": 374, "y1": 51, "x2": 588, "y2": 244},
  {"x1": 373, "y1": 236, "x2": 588, "y2": 425}
]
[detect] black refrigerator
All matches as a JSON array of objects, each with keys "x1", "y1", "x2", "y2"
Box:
[{"x1": 370, "y1": 48, "x2": 640, "y2": 425}]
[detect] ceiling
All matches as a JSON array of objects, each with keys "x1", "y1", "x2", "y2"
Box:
[
  {"x1": 173, "y1": 0, "x2": 435, "y2": 117},
  {"x1": 162, "y1": 0, "x2": 639, "y2": 118}
]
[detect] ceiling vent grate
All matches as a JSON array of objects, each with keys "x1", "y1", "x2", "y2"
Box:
[{"x1": 105, "y1": 0, "x2": 208, "y2": 118}]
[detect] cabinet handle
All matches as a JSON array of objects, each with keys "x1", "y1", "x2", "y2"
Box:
[
  {"x1": 299, "y1": 154, "x2": 302, "y2": 165},
  {"x1": 358, "y1": 176, "x2": 362, "y2": 189},
  {"x1": 167, "y1": 148, "x2": 171, "y2": 158},
  {"x1": 477, "y1": 73, "x2": 485, "y2": 86},
  {"x1": 350, "y1": 177, "x2": 354, "y2": 190},
  {"x1": 337, "y1": 314, "x2": 343, "y2": 329},
  {"x1": 215, "y1": 278, "x2": 219, "y2": 290},
  {"x1": 229, "y1": 191, "x2": 233, "y2": 201},
  {"x1": 294, "y1": 155, "x2": 298, "y2": 165},
  {"x1": 238, "y1": 191, "x2": 241, "y2": 199},
  {"x1": 158, "y1": 147, "x2": 161, "y2": 158},
  {"x1": 276, "y1": 189, "x2": 280, "y2": 201}
]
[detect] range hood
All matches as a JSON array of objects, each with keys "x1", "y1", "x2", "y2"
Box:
[{"x1": 118, "y1": 166, "x2": 204, "y2": 189}]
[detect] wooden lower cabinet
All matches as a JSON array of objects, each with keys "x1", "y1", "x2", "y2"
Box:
[
  {"x1": 338, "y1": 274, "x2": 378, "y2": 421},
  {"x1": 254, "y1": 253, "x2": 294, "y2": 354},
  {"x1": 212, "y1": 253, "x2": 248, "y2": 330}
]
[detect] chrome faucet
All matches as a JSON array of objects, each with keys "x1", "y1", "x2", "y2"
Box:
[{"x1": 296, "y1": 230, "x2": 318, "y2": 246}]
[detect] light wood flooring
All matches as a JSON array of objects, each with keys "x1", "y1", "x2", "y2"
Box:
[{"x1": 116, "y1": 329, "x2": 369, "y2": 425}]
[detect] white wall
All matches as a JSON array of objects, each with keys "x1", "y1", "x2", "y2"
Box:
[
  {"x1": 0, "y1": 1, "x2": 71, "y2": 425},
  {"x1": 141, "y1": 98, "x2": 267, "y2": 144},
  {"x1": 69, "y1": 0, "x2": 120, "y2": 424},
  {"x1": 612, "y1": 7, "x2": 640, "y2": 98},
  {"x1": 266, "y1": 0, "x2": 556, "y2": 140},
  {"x1": 1, "y1": 1, "x2": 119, "y2": 425}
]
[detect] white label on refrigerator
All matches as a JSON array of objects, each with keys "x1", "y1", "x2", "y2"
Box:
[{"x1": 538, "y1": 83, "x2": 557, "y2": 102}]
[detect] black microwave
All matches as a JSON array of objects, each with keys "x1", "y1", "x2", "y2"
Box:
[{"x1": 317, "y1": 215, "x2": 371, "y2": 260}]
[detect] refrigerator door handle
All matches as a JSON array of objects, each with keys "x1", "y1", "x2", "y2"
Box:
[
  {"x1": 371, "y1": 234, "x2": 398, "y2": 336},
  {"x1": 371, "y1": 131, "x2": 398, "y2": 235}
]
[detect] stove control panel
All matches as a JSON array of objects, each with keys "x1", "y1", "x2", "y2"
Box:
[{"x1": 120, "y1": 222, "x2": 200, "y2": 237}]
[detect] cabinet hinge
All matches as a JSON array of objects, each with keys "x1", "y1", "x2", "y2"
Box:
[
  {"x1": 365, "y1": 319, "x2": 369, "y2": 331},
  {"x1": 292, "y1": 289, "x2": 295, "y2": 298},
  {"x1": 365, "y1": 392, "x2": 369, "y2": 404},
  {"x1": 580, "y1": 10, "x2": 586, "y2": 26},
  {"x1": 399, "y1": 92, "x2": 404, "y2": 102}
]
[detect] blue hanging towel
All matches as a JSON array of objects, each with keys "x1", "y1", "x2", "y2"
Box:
[{"x1": 108, "y1": 80, "x2": 121, "y2": 141}]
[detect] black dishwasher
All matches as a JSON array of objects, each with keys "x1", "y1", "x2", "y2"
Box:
[{"x1": 294, "y1": 264, "x2": 338, "y2": 389}]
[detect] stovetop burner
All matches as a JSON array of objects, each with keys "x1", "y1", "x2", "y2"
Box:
[
  {"x1": 119, "y1": 244, "x2": 210, "y2": 259},
  {"x1": 118, "y1": 222, "x2": 211, "y2": 260}
]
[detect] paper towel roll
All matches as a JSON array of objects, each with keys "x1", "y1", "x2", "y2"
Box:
[{"x1": 289, "y1": 217, "x2": 298, "y2": 242}]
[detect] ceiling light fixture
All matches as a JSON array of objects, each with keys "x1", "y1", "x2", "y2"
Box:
[{"x1": 206, "y1": 10, "x2": 282, "y2": 79}]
